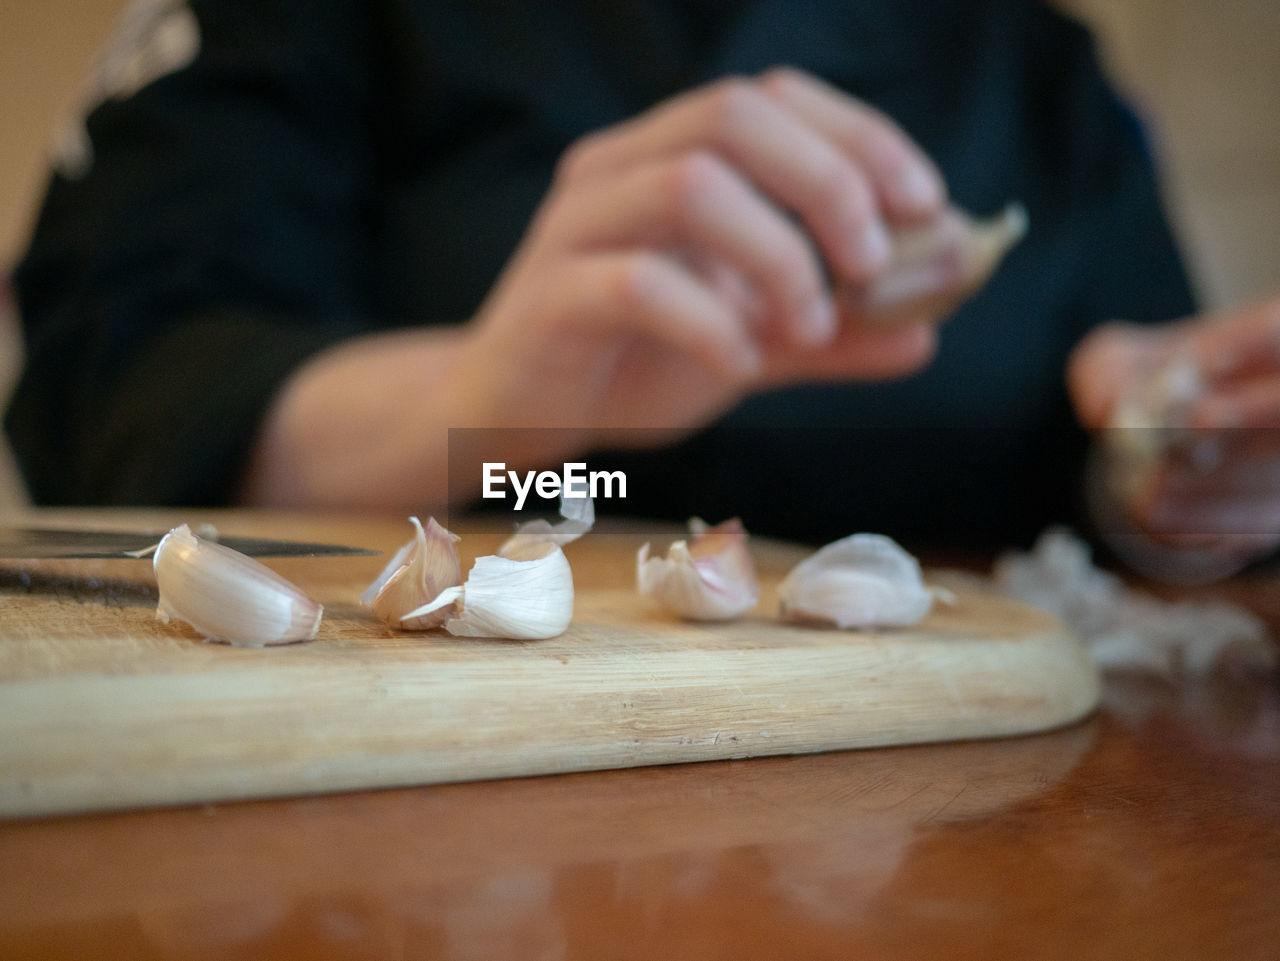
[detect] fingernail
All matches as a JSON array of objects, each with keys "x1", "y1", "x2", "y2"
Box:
[
  {"x1": 801, "y1": 297, "x2": 837, "y2": 346},
  {"x1": 856, "y1": 219, "x2": 891, "y2": 273},
  {"x1": 895, "y1": 165, "x2": 943, "y2": 210}
]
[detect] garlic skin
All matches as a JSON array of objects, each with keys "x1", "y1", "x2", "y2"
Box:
[
  {"x1": 843, "y1": 202, "x2": 1028, "y2": 327},
  {"x1": 994, "y1": 527, "x2": 1277, "y2": 678},
  {"x1": 406, "y1": 550, "x2": 575, "y2": 640},
  {"x1": 498, "y1": 491, "x2": 594, "y2": 560},
  {"x1": 152, "y1": 524, "x2": 322, "y2": 647},
  {"x1": 361, "y1": 516, "x2": 461, "y2": 629},
  {"x1": 778, "y1": 533, "x2": 933, "y2": 629},
  {"x1": 1104, "y1": 353, "x2": 1205, "y2": 497},
  {"x1": 400, "y1": 494, "x2": 593, "y2": 640},
  {"x1": 638, "y1": 517, "x2": 759, "y2": 620}
]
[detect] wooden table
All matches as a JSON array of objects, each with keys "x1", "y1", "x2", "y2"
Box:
[{"x1": 1, "y1": 510, "x2": 1277, "y2": 959}]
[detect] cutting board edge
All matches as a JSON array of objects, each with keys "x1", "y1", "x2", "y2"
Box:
[
  {"x1": 0, "y1": 697, "x2": 1100, "y2": 820},
  {"x1": 0, "y1": 627, "x2": 1100, "y2": 819}
]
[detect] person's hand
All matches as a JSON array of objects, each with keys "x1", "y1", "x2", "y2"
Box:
[
  {"x1": 1068, "y1": 294, "x2": 1280, "y2": 575},
  {"x1": 243, "y1": 69, "x2": 951, "y2": 510},
  {"x1": 457, "y1": 67, "x2": 948, "y2": 443}
]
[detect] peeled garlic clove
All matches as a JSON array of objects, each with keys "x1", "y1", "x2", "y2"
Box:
[
  {"x1": 362, "y1": 516, "x2": 462, "y2": 629},
  {"x1": 778, "y1": 533, "x2": 933, "y2": 629},
  {"x1": 638, "y1": 517, "x2": 759, "y2": 620},
  {"x1": 842, "y1": 202, "x2": 1028, "y2": 326},
  {"x1": 400, "y1": 493, "x2": 592, "y2": 640},
  {"x1": 152, "y1": 524, "x2": 322, "y2": 647}
]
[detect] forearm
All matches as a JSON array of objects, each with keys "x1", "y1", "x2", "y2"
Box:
[
  {"x1": 237, "y1": 325, "x2": 598, "y2": 511},
  {"x1": 239, "y1": 328, "x2": 467, "y2": 510}
]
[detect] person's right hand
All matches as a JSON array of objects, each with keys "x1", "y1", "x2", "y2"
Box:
[
  {"x1": 243, "y1": 69, "x2": 950, "y2": 509},
  {"x1": 457, "y1": 67, "x2": 948, "y2": 442}
]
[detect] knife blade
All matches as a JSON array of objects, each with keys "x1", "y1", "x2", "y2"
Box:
[{"x1": 0, "y1": 526, "x2": 380, "y2": 559}]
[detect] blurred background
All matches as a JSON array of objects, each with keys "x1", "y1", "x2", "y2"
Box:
[{"x1": 0, "y1": 0, "x2": 1277, "y2": 508}]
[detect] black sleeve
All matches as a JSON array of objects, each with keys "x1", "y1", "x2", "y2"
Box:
[{"x1": 6, "y1": 0, "x2": 381, "y2": 505}]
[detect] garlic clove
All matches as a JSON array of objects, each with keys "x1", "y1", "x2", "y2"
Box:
[
  {"x1": 399, "y1": 493, "x2": 592, "y2": 640},
  {"x1": 403, "y1": 549, "x2": 575, "y2": 640},
  {"x1": 638, "y1": 517, "x2": 759, "y2": 620},
  {"x1": 1103, "y1": 352, "x2": 1205, "y2": 502},
  {"x1": 1110, "y1": 353, "x2": 1204, "y2": 434},
  {"x1": 843, "y1": 202, "x2": 1028, "y2": 327},
  {"x1": 152, "y1": 524, "x2": 322, "y2": 647},
  {"x1": 778, "y1": 533, "x2": 933, "y2": 629},
  {"x1": 361, "y1": 516, "x2": 462, "y2": 630}
]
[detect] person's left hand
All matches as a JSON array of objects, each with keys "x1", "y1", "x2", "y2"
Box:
[{"x1": 1068, "y1": 294, "x2": 1280, "y2": 571}]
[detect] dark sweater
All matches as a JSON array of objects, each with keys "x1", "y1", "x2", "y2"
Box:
[{"x1": 7, "y1": 0, "x2": 1195, "y2": 547}]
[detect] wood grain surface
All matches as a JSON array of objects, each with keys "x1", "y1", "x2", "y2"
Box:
[
  {"x1": 0, "y1": 511, "x2": 1277, "y2": 959},
  {"x1": 0, "y1": 510, "x2": 1097, "y2": 817}
]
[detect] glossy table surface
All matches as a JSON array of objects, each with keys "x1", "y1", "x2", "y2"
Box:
[{"x1": 1, "y1": 510, "x2": 1277, "y2": 960}]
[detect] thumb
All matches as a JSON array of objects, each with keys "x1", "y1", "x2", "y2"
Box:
[{"x1": 1066, "y1": 321, "x2": 1181, "y2": 429}]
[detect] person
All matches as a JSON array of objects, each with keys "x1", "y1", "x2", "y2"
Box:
[{"x1": 6, "y1": 0, "x2": 1278, "y2": 572}]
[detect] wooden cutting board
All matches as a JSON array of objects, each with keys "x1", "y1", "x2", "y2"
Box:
[{"x1": 0, "y1": 511, "x2": 1099, "y2": 818}]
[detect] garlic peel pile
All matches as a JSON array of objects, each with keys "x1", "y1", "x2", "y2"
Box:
[
  {"x1": 843, "y1": 202, "x2": 1028, "y2": 326},
  {"x1": 394, "y1": 494, "x2": 593, "y2": 640},
  {"x1": 153, "y1": 524, "x2": 322, "y2": 647},
  {"x1": 362, "y1": 515, "x2": 462, "y2": 629},
  {"x1": 994, "y1": 528, "x2": 1276, "y2": 679},
  {"x1": 637, "y1": 517, "x2": 759, "y2": 620},
  {"x1": 778, "y1": 533, "x2": 933, "y2": 629}
]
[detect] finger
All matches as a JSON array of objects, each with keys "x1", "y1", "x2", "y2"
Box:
[
  {"x1": 1189, "y1": 294, "x2": 1280, "y2": 382},
  {"x1": 757, "y1": 67, "x2": 946, "y2": 222},
  {"x1": 681, "y1": 252, "x2": 767, "y2": 330},
  {"x1": 1192, "y1": 373, "x2": 1280, "y2": 428},
  {"x1": 1157, "y1": 445, "x2": 1280, "y2": 502},
  {"x1": 556, "y1": 78, "x2": 891, "y2": 281},
  {"x1": 1135, "y1": 438, "x2": 1280, "y2": 539},
  {"x1": 765, "y1": 320, "x2": 939, "y2": 383},
  {"x1": 1066, "y1": 321, "x2": 1179, "y2": 429},
  {"x1": 545, "y1": 250, "x2": 762, "y2": 379},
  {"x1": 544, "y1": 152, "x2": 835, "y2": 347},
  {"x1": 1124, "y1": 526, "x2": 1277, "y2": 562},
  {"x1": 1138, "y1": 491, "x2": 1280, "y2": 543}
]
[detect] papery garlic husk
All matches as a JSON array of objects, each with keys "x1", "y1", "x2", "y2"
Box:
[
  {"x1": 497, "y1": 490, "x2": 594, "y2": 560},
  {"x1": 152, "y1": 524, "x2": 322, "y2": 647},
  {"x1": 778, "y1": 533, "x2": 933, "y2": 629},
  {"x1": 1111, "y1": 354, "x2": 1204, "y2": 434},
  {"x1": 843, "y1": 202, "x2": 1028, "y2": 327},
  {"x1": 1103, "y1": 352, "x2": 1205, "y2": 499},
  {"x1": 401, "y1": 494, "x2": 593, "y2": 640},
  {"x1": 361, "y1": 515, "x2": 462, "y2": 629},
  {"x1": 637, "y1": 517, "x2": 759, "y2": 620},
  {"x1": 993, "y1": 527, "x2": 1277, "y2": 678}
]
